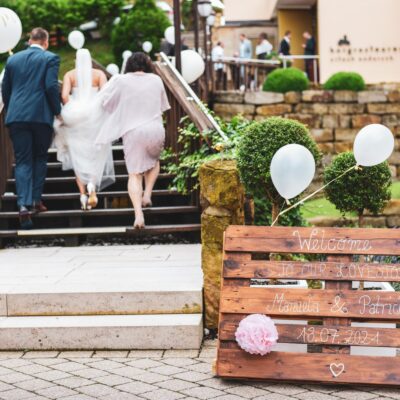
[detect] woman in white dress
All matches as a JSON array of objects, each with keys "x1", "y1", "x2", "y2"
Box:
[{"x1": 54, "y1": 49, "x2": 115, "y2": 210}]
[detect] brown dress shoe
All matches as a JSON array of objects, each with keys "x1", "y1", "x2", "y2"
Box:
[{"x1": 32, "y1": 201, "x2": 48, "y2": 213}]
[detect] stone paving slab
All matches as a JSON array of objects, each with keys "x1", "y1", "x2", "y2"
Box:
[{"x1": 0, "y1": 341, "x2": 396, "y2": 400}]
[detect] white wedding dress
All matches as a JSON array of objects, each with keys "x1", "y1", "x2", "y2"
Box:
[{"x1": 54, "y1": 49, "x2": 115, "y2": 191}]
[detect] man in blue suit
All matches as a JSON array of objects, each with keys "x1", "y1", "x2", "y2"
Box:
[{"x1": 2, "y1": 28, "x2": 61, "y2": 229}]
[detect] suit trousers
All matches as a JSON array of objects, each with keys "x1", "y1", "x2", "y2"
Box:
[{"x1": 9, "y1": 122, "x2": 53, "y2": 207}]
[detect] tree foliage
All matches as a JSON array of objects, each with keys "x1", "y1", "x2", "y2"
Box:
[
  {"x1": 324, "y1": 152, "x2": 391, "y2": 220},
  {"x1": 111, "y1": 0, "x2": 171, "y2": 61},
  {"x1": 2, "y1": 0, "x2": 124, "y2": 37}
]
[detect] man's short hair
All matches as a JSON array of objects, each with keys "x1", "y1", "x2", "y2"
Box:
[
  {"x1": 30, "y1": 28, "x2": 49, "y2": 43},
  {"x1": 284, "y1": 30, "x2": 291, "y2": 36},
  {"x1": 260, "y1": 32, "x2": 268, "y2": 40}
]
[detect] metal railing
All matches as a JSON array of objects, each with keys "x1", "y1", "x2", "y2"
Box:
[
  {"x1": 210, "y1": 55, "x2": 320, "y2": 92},
  {"x1": 210, "y1": 57, "x2": 280, "y2": 92}
]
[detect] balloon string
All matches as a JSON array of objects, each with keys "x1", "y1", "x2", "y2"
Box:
[{"x1": 270, "y1": 164, "x2": 357, "y2": 227}]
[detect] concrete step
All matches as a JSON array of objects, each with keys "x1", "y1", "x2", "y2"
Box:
[{"x1": 0, "y1": 314, "x2": 203, "y2": 350}]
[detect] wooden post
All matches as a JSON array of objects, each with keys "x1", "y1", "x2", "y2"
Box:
[{"x1": 173, "y1": 0, "x2": 182, "y2": 73}]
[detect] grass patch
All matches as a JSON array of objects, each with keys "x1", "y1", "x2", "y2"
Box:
[{"x1": 301, "y1": 181, "x2": 400, "y2": 220}]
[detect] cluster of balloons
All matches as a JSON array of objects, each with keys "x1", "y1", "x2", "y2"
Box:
[
  {"x1": 271, "y1": 124, "x2": 395, "y2": 201},
  {"x1": 0, "y1": 7, "x2": 22, "y2": 54},
  {"x1": 105, "y1": 42, "x2": 152, "y2": 77}
]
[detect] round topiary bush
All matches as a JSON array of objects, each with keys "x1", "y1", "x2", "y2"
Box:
[
  {"x1": 324, "y1": 152, "x2": 391, "y2": 226},
  {"x1": 111, "y1": 0, "x2": 171, "y2": 62},
  {"x1": 236, "y1": 117, "x2": 320, "y2": 223},
  {"x1": 323, "y1": 72, "x2": 365, "y2": 91},
  {"x1": 263, "y1": 67, "x2": 309, "y2": 93}
]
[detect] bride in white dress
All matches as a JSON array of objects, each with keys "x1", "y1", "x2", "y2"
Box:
[{"x1": 54, "y1": 49, "x2": 115, "y2": 210}]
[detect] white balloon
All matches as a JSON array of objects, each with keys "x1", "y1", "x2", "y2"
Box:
[
  {"x1": 270, "y1": 144, "x2": 316, "y2": 200},
  {"x1": 164, "y1": 26, "x2": 175, "y2": 45},
  {"x1": 181, "y1": 49, "x2": 205, "y2": 84},
  {"x1": 0, "y1": 8, "x2": 22, "y2": 54},
  {"x1": 142, "y1": 41, "x2": 153, "y2": 53},
  {"x1": 68, "y1": 30, "x2": 85, "y2": 50},
  {"x1": 353, "y1": 124, "x2": 394, "y2": 167},
  {"x1": 106, "y1": 63, "x2": 120, "y2": 76},
  {"x1": 122, "y1": 50, "x2": 132, "y2": 60}
]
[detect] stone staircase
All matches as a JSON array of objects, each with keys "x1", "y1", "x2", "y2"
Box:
[
  {"x1": 0, "y1": 245, "x2": 203, "y2": 350},
  {"x1": 0, "y1": 144, "x2": 201, "y2": 246}
]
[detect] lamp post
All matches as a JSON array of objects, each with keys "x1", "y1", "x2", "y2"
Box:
[
  {"x1": 197, "y1": 0, "x2": 212, "y2": 95},
  {"x1": 193, "y1": 0, "x2": 199, "y2": 52},
  {"x1": 173, "y1": 0, "x2": 182, "y2": 73}
]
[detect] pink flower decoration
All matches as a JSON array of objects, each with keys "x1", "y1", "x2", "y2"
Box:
[{"x1": 235, "y1": 314, "x2": 279, "y2": 356}]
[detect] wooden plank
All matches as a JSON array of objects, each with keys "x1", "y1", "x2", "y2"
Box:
[
  {"x1": 219, "y1": 316, "x2": 400, "y2": 347},
  {"x1": 223, "y1": 259, "x2": 400, "y2": 282},
  {"x1": 323, "y1": 255, "x2": 352, "y2": 354},
  {"x1": 217, "y1": 348, "x2": 400, "y2": 386},
  {"x1": 224, "y1": 226, "x2": 400, "y2": 255},
  {"x1": 220, "y1": 287, "x2": 400, "y2": 320}
]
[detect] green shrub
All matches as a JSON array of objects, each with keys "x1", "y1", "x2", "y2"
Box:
[
  {"x1": 111, "y1": 0, "x2": 171, "y2": 61},
  {"x1": 323, "y1": 72, "x2": 365, "y2": 91},
  {"x1": 263, "y1": 67, "x2": 309, "y2": 93},
  {"x1": 324, "y1": 152, "x2": 391, "y2": 226},
  {"x1": 162, "y1": 115, "x2": 252, "y2": 194},
  {"x1": 236, "y1": 117, "x2": 320, "y2": 223}
]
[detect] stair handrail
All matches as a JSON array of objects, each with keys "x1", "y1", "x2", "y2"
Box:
[
  {"x1": 0, "y1": 102, "x2": 14, "y2": 198},
  {"x1": 159, "y1": 52, "x2": 229, "y2": 143}
]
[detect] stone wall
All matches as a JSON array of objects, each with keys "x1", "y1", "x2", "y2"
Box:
[
  {"x1": 213, "y1": 89, "x2": 400, "y2": 179},
  {"x1": 308, "y1": 199, "x2": 400, "y2": 228},
  {"x1": 199, "y1": 160, "x2": 245, "y2": 329}
]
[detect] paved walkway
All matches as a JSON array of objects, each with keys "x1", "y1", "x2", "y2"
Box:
[
  {"x1": 0, "y1": 245, "x2": 202, "y2": 293},
  {"x1": 0, "y1": 343, "x2": 398, "y2": 400}
]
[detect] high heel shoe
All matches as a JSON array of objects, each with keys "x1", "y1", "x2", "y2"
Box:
[
  {"x1": 80, "y1": 194, "x2": 89, "y2": 210},
  {"x1": 87, "y1": 183, "x2": 98, "y2": 209}
]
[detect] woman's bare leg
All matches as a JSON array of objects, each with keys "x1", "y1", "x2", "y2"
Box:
[
  {"x1": 76, "y1": 177, "x2": 86, "y2": 195},
  {"x1": 143, "y1": 162, "x2": 160, "y2": 207},
  {"x1": 128, "y1": 173, "x2": 145, "y2": 228}
]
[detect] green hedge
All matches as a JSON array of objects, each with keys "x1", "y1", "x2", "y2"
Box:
[
  {"x1": 323, "y1": 72, "x2": 365, "y2": 91},
  {"x1": 263, "y1": 67, "x2": 309, "y2": 93}
]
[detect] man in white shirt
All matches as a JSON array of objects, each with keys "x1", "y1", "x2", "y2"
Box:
[
  {"x1": 256, "y1": 32, "x2": 273, "y2": 60},
  {"x1": 212, "y1": 41, "x2": 225, "y2": 90}
]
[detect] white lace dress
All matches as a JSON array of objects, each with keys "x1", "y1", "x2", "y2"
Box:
[{"x1": 54, "y1": 86, "x2": 115, "y2": 190}]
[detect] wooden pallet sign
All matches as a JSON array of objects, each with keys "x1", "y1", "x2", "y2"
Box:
[{"x1": 217, "y1": 226, "x2": 400, "y2": 386}]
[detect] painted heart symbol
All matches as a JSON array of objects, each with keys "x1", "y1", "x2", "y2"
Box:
[{"x1": 330, "y1": 363, "x2": 345, "y2": 378}]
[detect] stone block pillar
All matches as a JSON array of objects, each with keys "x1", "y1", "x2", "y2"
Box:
[{"x1": 199, "y1": 160, "x2": 245, "y2": 328}]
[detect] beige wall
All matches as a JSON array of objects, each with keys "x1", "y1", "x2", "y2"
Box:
[
  {"x1": 318, "y1": 0, "x2": 400, "y2": 84},
  {"x1": 278, "y1": 9, "x2": 313, "y2": 70},
  {"x1": 223, "y1": 0, "x2": 277, "y2": 22}
]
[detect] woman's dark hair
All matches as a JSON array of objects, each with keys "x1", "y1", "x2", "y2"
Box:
[{"x1": 125, "y1": 52, "x2": 154, "y2": 74}]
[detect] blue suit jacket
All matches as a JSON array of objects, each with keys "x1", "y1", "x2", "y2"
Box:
[{"x1": 1, "y1": 46, "x2": 61, "y2": 127}]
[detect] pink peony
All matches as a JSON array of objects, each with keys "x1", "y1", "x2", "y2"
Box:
[{"x1": 235, "y1": 314, "x2": 279, "y2": 355}]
